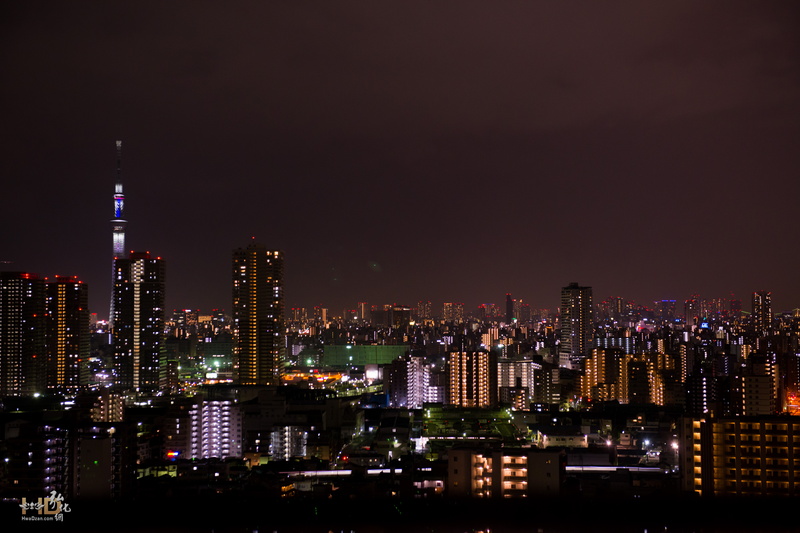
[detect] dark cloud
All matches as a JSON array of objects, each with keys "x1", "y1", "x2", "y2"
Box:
[{"x1": 1, "y1": 1, "x2": 799, "y2": 317}]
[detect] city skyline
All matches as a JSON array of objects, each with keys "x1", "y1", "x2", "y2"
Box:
[{"x1": 2, "y1": 2, "x2": 799, "y2": 318}]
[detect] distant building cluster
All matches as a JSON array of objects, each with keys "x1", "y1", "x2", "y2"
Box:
[{"x1": 4, "y1": 142, "x2": 800, "y2": 509}]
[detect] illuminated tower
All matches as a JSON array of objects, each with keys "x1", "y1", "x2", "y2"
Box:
[
  {"x1": 558, "y1": 282, "x2": 593, "y2": 369},
  {"x1": 109, "y1": 140, "x2": 127, "y2": 325},
  {"x1": 112, "y1": 252, "x2": 166, "y2": 393},
  {"x1": 232, "y1": 242, "x2": 285, "y2": 386}
]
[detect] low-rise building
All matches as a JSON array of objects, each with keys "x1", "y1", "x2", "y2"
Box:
[{"x1": 447, "y1": 446, "x2": 564, "y2": 498}]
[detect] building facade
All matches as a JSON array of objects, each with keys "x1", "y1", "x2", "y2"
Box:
[
  {"x1": 46, "y1": 276, "x2": 90, "y2": 393},
  {"x1": 680, "y1": 415, "x2": 800, "y2": 497},
  {"x1": 448, "y1": 446, "x2": 564, "y2": 498},
  {"x1": 751, "y1": 290, "x2": 773, "y2": 333},
  {"x1": 232, "y1": 243, "x2": 285, "y2": 386},
  {"x1": 0, "y1": 272, "x2": 47, "y2": 395},
  {"x1": 558, "y1": 282, "x2": 593, "y2": 369},
  {"x1": 112, "y1": 251, "x2": 166, "y2": 393},
  {"x1": 448, "y1": 349, "x2": 495, "y2": 408}
]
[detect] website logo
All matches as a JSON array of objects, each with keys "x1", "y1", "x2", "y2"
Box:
[{"x1": 19, "y1": 491, "x2": 72, "y2": 522}]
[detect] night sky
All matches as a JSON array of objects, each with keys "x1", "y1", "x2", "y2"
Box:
[{"x1": 2, "y1": 1, "x2": 799, "y2": 319}]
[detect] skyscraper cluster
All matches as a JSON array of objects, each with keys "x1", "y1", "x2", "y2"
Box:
[
  {"x1": 5, "y1": 140, "x2": 800, "y2": 516},
  {"x1": 0, "y1": 142, "x2": 293, "y2": 400},
  {"x1": 0, "y1": 272, "x2": 88, "y2": 396}
]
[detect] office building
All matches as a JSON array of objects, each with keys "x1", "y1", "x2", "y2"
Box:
[
  {"x1": 232, "y1": 242, "x2": 285, "y2": 386},
  {"x1": 112, "y1": 251, "x2": 166, "y2": 393}
]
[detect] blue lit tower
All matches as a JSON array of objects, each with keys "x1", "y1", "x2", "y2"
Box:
[{"x1": 109, "y1": 140, "x2": 127, "y2": 325}]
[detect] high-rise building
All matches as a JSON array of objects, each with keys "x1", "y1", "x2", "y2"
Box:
[
  {"x1": 752, "y1": 290, "x2": 773, "y2": 333},
  {"x1": 447, "y1": 336, "x2": 496, "y2": 408},
  {"x1": 109, "y1": 140, "x2": 127, "y2": 325},
  {"x1": 0, "y1": 272, "x2": 46, "y2": 395},
  {"x1": 739, "y1": 354, "x2": 777, "y2": 416},
  {"x1": 46, "y1": 275, "x2": 90, "y2": 392},
  {"x1": 386, "y1": 354, "x2": 433, "y2": 409},
  {"x1": 580, "y1": 347, "x2": 625, "y2": 402},
  {"x1": 497, "y1": 356, "x2": 541, "y2": 408},
  {"x1": 389, "y1": 305, "x2": 411, "y2": 328},
  {"x1": 505, "y1": 293, "x2": 515, "y2": 324},
  {"x1": 654, "y1": 299, "x2": 677, "y2": 322},
  {"x1": 558, "y1": 282, "x2": 593, "y2": 369},
  {"x1": 448, "y1": 350, "x2": 492, "y2": 407},
  {"x1": 685, "y1": 360, "x2": 718, "y2": 416},
  {"x1": 112, "y1": 251, "x2": 166, "y2": 393},
  {"x1": 518, "y1": 301, "x2": 531, "y2": 323},
  {"x1": 684, "y1": 295, "x2": 699, "y2": 329},
  {"x1": 415, "y1": 300, "x2": 432, "y2": 322},
  {"x1": 730, "y1": 298, "x2": 742, "y2": 318},
  {"x1": 190, "y1": 399, "x2": 242, "y2": 459},
  {"x1": 476, "y1": 303, "x2": 501, "y2": 321},
  {"x1": 357, "y1": 301, "x2": 370, "y2": 322},
  {"x1": 232, "y1": 243, "x2": 285, "y2": 386},
  {"x1": 442, "y1": 302, "x2": 464, "y2": 323},
  {"x1": 171, "y1": 308, "x2": 200, "y2": 338}
]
